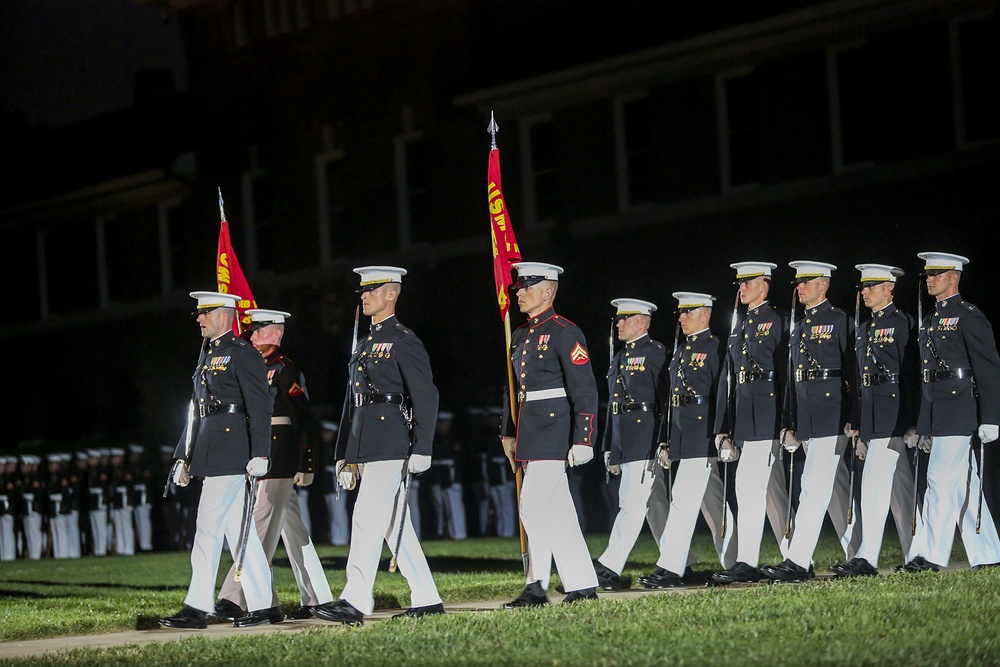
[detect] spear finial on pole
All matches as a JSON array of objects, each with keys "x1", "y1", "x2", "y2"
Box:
[
  {"x1": 218, "y1": 186, "x2": 226, "y2": 222},
  {"x1": 487, "y1": 111, "x2": 499, "y2": 149}
]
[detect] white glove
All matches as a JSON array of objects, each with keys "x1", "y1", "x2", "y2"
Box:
[
  {"x1": 408, "y1": 454, "x2": 431, "y2": 474},
  {"x1": 855, "y1": 439, "x2": 868, "y2": 461},
  {"x1": 656, "y1": 443, "x2": 671, "y2": 469},
  {"x1": 917, "y1": 435, "x2": 932, "y2": 454},
  {"x1": 567, "y1": 445, "x2": 594, "y2": 467},
  {"x1": 337, "y1": 460, "x2": 357, "y2": 491},
  {"x1": 780, "y1": 428, "x2": 802, "y2": 453},
  {"x1": 500, "y1": 436, "x2": 518, "y2": 473},
  {"x1": 171, "y1": 460, "x2": 190, "y2": 487},
  {"x1": 979, "y1": 424, "x2": 999, "y2": 444},
  {"x1": 246, "y1": 457, "x2": 270, "y2": 476},
  {"x1": 604, "y1": 451, "x2": 611, "y2": 467},
  {"x1": 293, "y1": 472, "x2": 314, "y2": 487},
  {"x1": 903, "y1": 427, "x2": 918, "y2": 448},
  {"x1": 718, "y1": 436, "x2": 740, "y2": 463},
  {"x1": 844, "y1": 423, "x2": 859, "y2": 439}
]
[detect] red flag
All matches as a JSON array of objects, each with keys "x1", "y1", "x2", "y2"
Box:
[
  {"x1": 488, "y1": 147, "x2": 522, "y2": 320},
  {"x1": 217, "y1": 214, "x2": 256, "y2": 335}
]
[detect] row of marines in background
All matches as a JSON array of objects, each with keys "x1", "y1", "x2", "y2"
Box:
[{"x1": 0, "y1": 412, "x2": 519, "y2": 562}]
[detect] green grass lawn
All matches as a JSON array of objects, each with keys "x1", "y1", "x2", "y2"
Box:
[{"x1": 1, "y1": 526, "x2": 997, "y2": 666}]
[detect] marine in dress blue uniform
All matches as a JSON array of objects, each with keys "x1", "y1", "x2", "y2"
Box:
[
  {"x1": 898, "y1": 252, "x2": 1000, "y2": 571},
  {"x1": 315, "y1": 266, "x2": 443, "y2": 624},
  {"x1": 712, "y1": 262, "x2": 792, "y2": 584},
  {"x1": 499, "y1": 262, "x2": 600, "y2": 607},
  {"x1": 639, "y1": 292, "x2": 735, "y2": 588},
  {"x1": 831, "y1": 264, "x2": 921, "y2": 577},
  {"x1": 217, "y1": 308, "x2": 335, "y2": 622},
  {"x1": 159, "y1": 291, "x2": 276, "y2": 630},
  {"x1": 594, "y1": 298, "x2": 670, "y2": 590},
  {"x1": 762, "y1": 261, "x2": 857, "y2": 582}
]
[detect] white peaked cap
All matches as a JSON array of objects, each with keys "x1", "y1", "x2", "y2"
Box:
[
  {"x1": 354, "y1": 266, "x2": 407, "y2": 291},
  {"x1": 246, "y1": 309, "x2": 291, "y2": 325},
  {"x1": 672, "y1": 292, "x2": 716, "y2": 309},
  {"x1": 917, "y1": 251, "x2": 969, "y2": 273},
  {"x1": 611, "y1": 298, "x2": 657, "y2": 316},
  {"x1": 788, "y1": 260, "x2": 836, "y2": 279},
  {"x1": 730, "y1": 261, "x2": 777, "y2": 280},
  {"x1": 190, "y1": 291, "x2": 241, "y2": 311},
  {"x1": 855, "y1": 264, "x2": 904, "y2": 283}
]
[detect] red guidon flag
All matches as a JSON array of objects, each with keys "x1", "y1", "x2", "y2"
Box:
[
  {"x1": 216, "y1": 194, "x2": 256, "y2": 335},
  {"x1": 488, "y1": 147, "x2": 522, "y2": 320}
]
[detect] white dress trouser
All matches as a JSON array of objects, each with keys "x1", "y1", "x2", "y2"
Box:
[
  {"x1": 854, "y1": 437, "x2": 921, "y2": 567},
  {"x1": 111, "y1": 506, "x2": 135, "y2": 555},
  {"x1": 0, "y1": 513, "x2": 15, "y2": 560},
  {"x1": 89, "y1": 507, "x2": 109, "y2": 556},
  {"x1": 67, "y1": 511, "x2": 81, "y2": 558},
  {"x1": 134, "y1": 498, "x2": 153, "y2": 551},
  {"x1": 736, "y1": 439, "x2": 790, "y2": 566},
  {"x1": 598, "y1": 460, "x2": 669, "y2": 574},
  {"x1": 913, "y1": 435, "x2": 1000, "y2": 567},
  {"x1": 183, "y1": 475, "x2": 272, "y2": 614},
  {"x1": 520, "y1": 460, "x2": 598, "y2": 592},
  {"x1": 324, "y1": 491, "x2": 351, "y2": 546},
  {"x1": 431, "y1": 482, "x2": 468, "y2": 540},
  {"x1": 656, "y1": 457, "x2": 717, "y2": 573},
  {"x1": 340, "y1": 460, "x2": 440, "y2": 615},
  {"x1": 488, "y1": 457, "x2": 517, "y2": 537},
  {"x1": 220, "y1": 478, "x2": 333, "y2": 608},
  {"x1": 22, "y1": 510, "x2": 43, "y2": 560},
  {"x1": 787, "y1": 436, "x2": 850, "y2": 568}
]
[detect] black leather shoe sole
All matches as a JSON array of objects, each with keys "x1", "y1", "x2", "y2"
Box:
[{"x1": 392, "y1": 603, "x2": 445, "y2": 619}]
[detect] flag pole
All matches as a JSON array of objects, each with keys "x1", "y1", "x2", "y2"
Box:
[{"x1": 489, "y1": 112, "x2": 529, "y2": 575}]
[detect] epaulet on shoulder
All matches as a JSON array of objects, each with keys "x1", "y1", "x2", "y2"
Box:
[
  {"x1": 652, "y1": 341, "x2": 665, "y2": 349},
  {"x1": 394, "y1": 322, "x2": 414, "y2": 334},
  {"x1": 233, "y1": 336, "x2": 251, "y2": 347},
  {"x1": 552, "y1": 314, "x2": 574, "y2": 327},
  {"x1": 961, "y1": 301, "x2": 978, "y2": 312}
]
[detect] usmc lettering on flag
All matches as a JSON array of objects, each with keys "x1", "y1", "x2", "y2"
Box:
[{"x1": 570, "y1": 342, "x2": 590, "y2": 365}]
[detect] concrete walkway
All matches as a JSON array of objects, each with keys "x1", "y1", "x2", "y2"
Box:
[{"x1": 0, "y1": 563, "x2": 968, "y2": 659}]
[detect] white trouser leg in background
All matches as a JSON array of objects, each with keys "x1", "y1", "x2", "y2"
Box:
[{"x1": 701, "y1": 460, "x2": 737, "y2": 569}]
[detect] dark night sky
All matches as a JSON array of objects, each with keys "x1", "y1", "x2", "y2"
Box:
[{"x1": 0, "y1": 0, "x2": 187, "y2": 129}]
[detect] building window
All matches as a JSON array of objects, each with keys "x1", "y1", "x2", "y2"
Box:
[
  {"x1": 952, "y1": 13, "x2": 1000, "y2": 146},
  {"x1": 615, "y1": 95, "x2": 658, "y2": 208},
  {"x1": 45, "y1": 222, "x2": 100, "y2": 316},
  {"x1": 829, "y1": 42, "x2": 876, "y2": 170},
  {"x1": 395, "y1": 133, "x2": 432, "y2": 247},
  {"x1": 103, "y1": 207, "x2": 161, "y2": 304},
  {"x1": 242, "y1": 151, "x2": 273, "y2": 275},
  {"x1": 317, "y1": 151, "x2": 360, "y2": 262},
  {"x1": 718, "y1": 71, "x2": 760, "y2": 190},
  {"x1": 520, "y1": 117, "x2": 559, "y2": 225},
  {"x1": 3, "y1": 228, "x2": 42, "y2": 323}
]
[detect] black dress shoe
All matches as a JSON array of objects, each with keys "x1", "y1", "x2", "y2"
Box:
[
  {"x1": 391, "y1": 603, "x2": 445, "y2": 619},
  {"x1": 502, "y1": 581, "x2": 549, "y2": 609},
  {"x1": 637, "y1": 568, "x2": 686, "y2": 589},
  {"x1": 213, "y1": 598, "x2": 245, "y2": 622},
  {"x1": 831, "y1": 557, "x2": 879, "y2": 578},
  {"x1": 893, "y1": 556, "x2": 940, "y2": 573},
  {"x1": 711, "y1": 561, "x2": 760, "y2": 585},
  {"x1": 233, "y1": 606, "x2": 284, "y2": 628},
  {"x1": 761, "y1": 559, "x2": 814, "y2": 583},
  {"x1": 595, "y1": 564, "x2": 622, "y2": 591},
  {"x1": 159, "y1": 605, "x2": 208, "y2": 629},
  {"x1": 284, "y1": 605, "x2": 315, "y2": 620},
  {"x1": 972, "y1": 562, "x2": 1000, "y2": 571},
  {"x1": 312, "y1": 599, "x2": 365, "y2": 625},
  {"x1": 562, "y1": 587, "x2": 598, "y2": 604}
]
